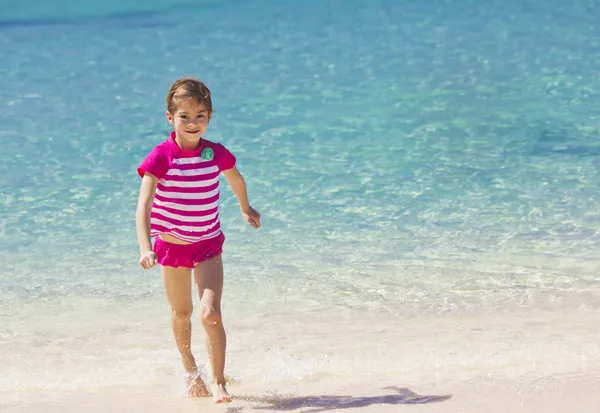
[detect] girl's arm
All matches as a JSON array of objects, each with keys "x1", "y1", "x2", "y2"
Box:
[
  {"x1": 136, "y1": 173, "x2": 159, "y2": 268},
  {"x1": 222, "y1": 167, "x2": 261, "y2": 228}
]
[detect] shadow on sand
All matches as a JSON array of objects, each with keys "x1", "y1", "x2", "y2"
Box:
[{"x1": 230, "y1": 386, "x2": 451, "y2": 412}]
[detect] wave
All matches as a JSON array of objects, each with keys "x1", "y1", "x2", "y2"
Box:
[{"x1": 0, "y1": 0, "x2": 227, "y2": 27}]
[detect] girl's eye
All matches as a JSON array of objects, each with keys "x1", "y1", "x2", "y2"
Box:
[
  {"x1": 197, "y1": 114, "x2": 205, "y2": 118},
  {"x1": 180, "y1": 115, "x2": 187, "y2": 119}
]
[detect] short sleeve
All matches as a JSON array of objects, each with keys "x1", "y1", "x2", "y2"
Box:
[
  {"x1": 216, "y1": 144, "x2": 236, "y2": 172},
  {"x1": 137, "y1": 145, "x2": 169, "y2": 179}
]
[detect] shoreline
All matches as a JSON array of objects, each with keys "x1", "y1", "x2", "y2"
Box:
[{"x1": 3, "y1": 304, "x2": 600, "y2": 412}]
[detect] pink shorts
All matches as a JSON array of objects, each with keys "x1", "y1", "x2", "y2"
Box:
[{"x1": 153, "y1": 232, "x2": 225, "y2": 269}]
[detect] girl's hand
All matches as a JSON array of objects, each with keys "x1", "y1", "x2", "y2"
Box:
[
  {"x1": 242, "y1": 206, "x2": 261, "y2": 229},
  {"x1": 139, "y1": 250, "x2": 158, "y2": 269}
]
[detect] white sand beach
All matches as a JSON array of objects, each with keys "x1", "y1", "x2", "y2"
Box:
[{"x1": 4, "y1": 298, "x2": 600, "y2": 413}]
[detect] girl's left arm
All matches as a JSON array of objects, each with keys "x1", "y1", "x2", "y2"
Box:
[{"x1": 222, "y1": 167, "x2": 261, "y2": 228}]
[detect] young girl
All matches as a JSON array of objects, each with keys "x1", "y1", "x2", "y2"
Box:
[{"x1": 135, "y1": 77, "x2": 260, "y2": 403}]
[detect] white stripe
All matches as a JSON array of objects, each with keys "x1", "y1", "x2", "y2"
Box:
[
  {"x1": 154, "y1": 199, "x2": 219, "y2": 212},
  {"x1": 154, "y1": 207, "x2": 219, "y2": 223},
  {"x1": 172, "y1": 231, "x2": 220, "y2": 242},
  {"x1": 166, "y1": 165, "x2": 218, "y2": 176},
  {"x1": 160, "y1": 176, "x2": 219, "y2": 188},
  {"x1": 151, "y1": 217, "x2": 219, "y2": 233},
  {"x1": 152, "y1": 229, "x2": 221, "y2": 243},
  {"x1": 156, "y1": 188, "x2": 219, "y2": 200},
  {"x1": 172, "y1": 156, "x2": 210, "y2": 165}
]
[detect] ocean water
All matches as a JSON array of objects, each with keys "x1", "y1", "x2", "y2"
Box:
[{"x1": 1, "y1": 0, "x2": 600, "y2": 405}]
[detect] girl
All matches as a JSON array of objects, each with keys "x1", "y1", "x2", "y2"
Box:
[{"x1": 135, "y1": 77, "x2": 261, "y2": 403}]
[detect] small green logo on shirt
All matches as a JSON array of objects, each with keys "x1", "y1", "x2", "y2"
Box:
[{"x1": 201, "y1": 147, "x2": 214, "y2": 160}]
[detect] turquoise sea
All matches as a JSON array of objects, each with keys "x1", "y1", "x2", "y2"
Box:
[{"x1": 1, "y1": 0, "x2": 600, "y2": 410}]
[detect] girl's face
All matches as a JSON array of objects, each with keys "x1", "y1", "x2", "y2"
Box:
[{"x1": 166, "y1": 99, "x2": 211, "y2": 149}]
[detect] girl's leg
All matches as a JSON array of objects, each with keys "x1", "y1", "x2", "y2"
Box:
[
  {"x1": 193, "y1": 255, "x2": 232, "y2": 403},
  {"x1": 162, "y1": 265, "x2": 209, "y2": 397}
]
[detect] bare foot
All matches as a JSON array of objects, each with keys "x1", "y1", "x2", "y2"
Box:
[
  {"x1": 185, "y1": 373, "x2": 210, "y2": 398},
  {"x1": 211, "y1": 383, "x2": 233, "y2": 403}
]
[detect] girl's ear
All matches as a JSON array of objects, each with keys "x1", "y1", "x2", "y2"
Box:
[{"x1": 166, "y1": 111, "x2": 174, "y2": 125}]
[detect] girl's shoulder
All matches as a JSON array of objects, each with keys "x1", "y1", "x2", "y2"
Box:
[
  {"x1": 137, "y1": 140, "x2": 173, "y2": 179},
  {"x1": 200, "y1": 138, "x2": 227, "y2": 150},
  {"x1": 201, "y1": 139, "x2": 236, "y2": 171}
]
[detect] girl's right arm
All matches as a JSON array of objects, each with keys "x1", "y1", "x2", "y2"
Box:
[{"x1": 136, "y1": 173, "x2": 159, "y2": 269}]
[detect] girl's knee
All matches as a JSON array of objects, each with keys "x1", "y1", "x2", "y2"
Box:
[
  {"x1": 199, "y1": 303, "x2": 222, "y2": 326},
  {"x1": 172, "y1": 308, "x2": 193, "y2": 323}
]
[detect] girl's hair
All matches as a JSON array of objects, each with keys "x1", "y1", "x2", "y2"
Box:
[{"x1": 166, "y1": 77, "x2": 213, "y2": 114}]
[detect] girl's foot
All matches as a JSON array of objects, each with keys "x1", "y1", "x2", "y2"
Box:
[
  {"x1": 211, "y1": 383, "x2": 233, "y2": 403},
  {"x1": 185, "y1": 372, "x2": 210, "y2": 397}
]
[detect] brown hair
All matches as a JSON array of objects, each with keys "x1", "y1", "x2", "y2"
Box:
[{"x1": 166, "y1": 77, "x2": 213, "y2": 115}]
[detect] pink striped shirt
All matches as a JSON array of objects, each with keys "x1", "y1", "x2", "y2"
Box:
[{"x1": 137, "y1": 132, "x2": 236, "y2": 243}]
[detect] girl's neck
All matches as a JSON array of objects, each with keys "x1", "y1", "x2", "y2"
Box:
[{"x1": 175, "y1": 135, "x2": 202, "y2": 151}]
